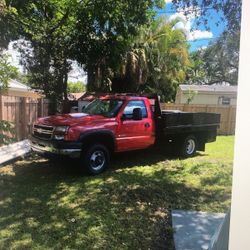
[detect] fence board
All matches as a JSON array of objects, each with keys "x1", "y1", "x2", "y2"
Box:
[
  {"x1": 0, "y1": 95, "x2": 49, "y2": 141},
  {"x1": 161, "y1": 103, "x2": 236, "y2": 135}
]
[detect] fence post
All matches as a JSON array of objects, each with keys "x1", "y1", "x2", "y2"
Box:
[
  {"x1": 38, "y1": 98, "x2": 44, "y2": 117},
  {"x1": 206, "y1": 105, "x2": 209, "y2": 112},
  {"x1": 183, "y1": 104, "x2": 187, "y2": 112},
  {"x1": 0, "y1": 95, "x2": 2, "y2": 120},
  {"x1": 20, "y1": 97, "x2": 27, "y2": 139},
  {"x1": 227, "y1": 106, "x2": 233, "y2": 135}
]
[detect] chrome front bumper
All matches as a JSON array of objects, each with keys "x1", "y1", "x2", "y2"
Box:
[{"x1": 30, "y1": 138, "x2": 82, "y2": 158}]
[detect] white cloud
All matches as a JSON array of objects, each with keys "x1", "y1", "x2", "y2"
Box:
[
  {"x1": 6, "y1": 41, "x2": 25, "y2": 73},
  {"x1": 165, "y1": 0, "x2": 172, "y2": 4},
  {"x1": 170, "y1": 12, "x2": 192, "y2": 32},
  {"x1": 6, "y1": 40, "x2": 87, "y2": 83},
  {"x1": 188, "y1": 30, "x2": 213, "y2": 41},
  {"x1": 199, "y1": 46, "x2": 208, "y2": 50},
  {"x1": 169, "y1": 8, "x2": 213, "y2": 42},
  {"x1": 68, "y1": 60, "x2": 87, "y2": 83}
]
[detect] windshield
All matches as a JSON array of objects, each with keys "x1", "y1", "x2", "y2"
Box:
[{"x1": 82, "y1": 99, "x2": 124, "y2": 118}]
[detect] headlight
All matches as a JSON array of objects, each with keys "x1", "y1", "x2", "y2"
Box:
[
  {"x1": 53, "y1": 126, "x2": 69, "y2": 140},
  {"x1": 54, "y1": 126, "x2": 69, "y2": 133}
]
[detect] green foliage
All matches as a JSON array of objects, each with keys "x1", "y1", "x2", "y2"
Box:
[
  {"x1": 201, "y1": 31, "x2": 240, "y2": 85},
  {"x1": 67, "y1": 81, "x2": 85, "y2": 93},
  {"x1": 1, "y1": 0, "x2": 165, "y2": 111},
  {"x1": 0, "y1": 53, "x2": 17, "y2": 145},
  {"x1": 186, "y1": 89, "x2": 198, "y2": 104},
  {"x1": 1, "y1": 0, "x2": 240, "y2": 104},
  {"x1": 9, "y1": 0, "x2": 78, "y2": 108},
  {"x1": 171, "y1": 0, "x2": 241, "y2": 32},
  {"x1": 73, "y1": 0, "x2": 165, "y2": 91},
  {"x1": 186, "y1": 31, "x2": 240, "y2": 85},
  {"x1": 0, "y1": 53, "x2": 18, "y2": 92},
  {"x1": 113, "y1": 17, "x2": 190, "y2": 102},
  {"x1": 15, "y1": 72, "x2": 29, "y2": 86},
  {"x1": 185, "y1": 50, "x2": 207, "y2": 85},
  {"x1": 0, "y1": 120, "x2": 16, "y2": 145}
]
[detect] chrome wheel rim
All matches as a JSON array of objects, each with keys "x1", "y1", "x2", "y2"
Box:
[
  {"x1": 186, "y1": 139, "x2": 195, "y2": 155},
  {"x1": 90, "y1": 150, "x2": 105, "y2": 171}
]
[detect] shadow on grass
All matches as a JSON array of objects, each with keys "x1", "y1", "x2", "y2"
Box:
[
  {"x1": 110, "y1": 146, "x2": 206, "y2": 171},
  {"x1": 0, "y1": 151, "x2": 219, "y2": 250}
]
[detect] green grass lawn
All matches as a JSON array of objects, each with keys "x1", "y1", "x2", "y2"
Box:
[{"x1": 0, "y1": 136, "x2": 234, "y2": 250}]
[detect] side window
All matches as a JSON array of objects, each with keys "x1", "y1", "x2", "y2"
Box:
[{"x1": 123, "y1": 100, "x2": 148, "y2": 119}]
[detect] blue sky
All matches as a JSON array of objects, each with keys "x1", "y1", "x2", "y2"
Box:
[{"x1": 159, "y1": 1, "x2": 226, "y2": 51}]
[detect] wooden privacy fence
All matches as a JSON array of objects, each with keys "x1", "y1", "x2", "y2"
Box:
[
  {"x1": 161, "y1": 103, "x2": 236, "y2": 135},
  {"x1": 0, "y1": 96, "x2": 236, "y2": 141},
  {"x1": 0, "y1": 95, "x2": 49, "y2": 141}
]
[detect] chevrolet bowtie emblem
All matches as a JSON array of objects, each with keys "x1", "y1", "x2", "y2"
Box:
[{"x1": 37, "y1": 128, "x2": 42, "y2": 133}]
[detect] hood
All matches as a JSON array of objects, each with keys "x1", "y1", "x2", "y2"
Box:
[{"x1": 37, "y1": 113, "x2": 108, "y2": 126}]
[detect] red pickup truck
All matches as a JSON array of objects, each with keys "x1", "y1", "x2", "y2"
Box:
[{"x1": 31, "y1": 94, "x2": 220, "y2": 174}]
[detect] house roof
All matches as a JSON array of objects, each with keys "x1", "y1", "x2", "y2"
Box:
[
  {"x1": 0, "y1": 79, "x2": 42, "y2": 98},
  {"x1": 179, "y1": 84, "x2": 237, "y2": 93},
  {"x1": 78, "y1": 92, "x2": 108, "y2": 101},
  {"x1": 68, "y1": 92, "x2": 84, "y2": 101},
  {"x1": 0, "y1": 79, "x2": 31, "y2": 92}
]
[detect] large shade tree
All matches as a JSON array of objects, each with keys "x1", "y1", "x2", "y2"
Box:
[
  {"x1": 1, "y1": 0, "x2": 165, "y2": 112},
  {"x1": 172, "y1": 0, "x2": 241, "y2": 86},
  {"x1": 73, "y1": 0, "x2": 164, "y2": 92},
  {"x1": 201, "y1": 31, "x2": 240, "y2": 85},
  {"x1": 0, "y1": 7, "x2": 18, "y2": 144},
  {"x1": 3, "y1": 0, "x2": 78, "y2": 113},
  {"x1": 185, "y1": 50, "x2": 206, "y2": 85},
  {"x1": 186, "y1": 31, "x2": 240, "y2": 85},
  {"x1": 171, "y1": 0, "x2": 242, "y2": 32},
  {"x1": 0, "y1": 54, "x2": 17, "y2": 145}
]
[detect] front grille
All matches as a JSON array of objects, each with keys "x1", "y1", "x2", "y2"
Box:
[{"x1": 33, "y1": 124, "x2": 54, "y2": 140}]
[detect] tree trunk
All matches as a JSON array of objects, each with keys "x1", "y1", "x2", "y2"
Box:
[
  {"x1": 87, "y1": 66, "x2": 96, "y2": 91},
  {"x1": 63, "y1": 68, "x2": 68, "y2": 101},
  {"x1": 87, "y1": 64, "x2": 102, "y2": 92}
]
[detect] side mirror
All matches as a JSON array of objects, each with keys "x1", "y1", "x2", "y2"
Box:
[
  {"x1": 132, "y1": 108, "x2": 143, "y2": 120},
  {"x1": 121, "y1": 114, "x2": 126, "y2": 121}
]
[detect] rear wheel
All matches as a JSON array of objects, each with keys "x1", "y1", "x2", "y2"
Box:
[
  {"x1": 80, "y1": 144, "x2": 110, "y2": 175},
  {"x1": 180, "y1": 135, "x2": 197, "y2": 158}
]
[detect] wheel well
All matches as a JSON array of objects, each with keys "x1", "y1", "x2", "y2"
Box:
[
  {"x1": 176, "y1": 132, "x2": 206, "y2": 151},
  {"x1": 186, "y1": 132, "x2": 207, "y2": 151},
  {"x1": 80, "y1": 133, "x2": 115, "y2": 153}
]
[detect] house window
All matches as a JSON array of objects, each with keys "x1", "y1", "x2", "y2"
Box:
[{"x1": 222, "y1": 97, "x2": 231, "y2": 105}]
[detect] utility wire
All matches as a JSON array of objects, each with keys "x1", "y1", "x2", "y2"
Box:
[
  {"x1": 157, "y1": 7, "x2": 215, "y2": 14},
  {"x1": 188, "y1": 37, "x2": 218, "y2": 42}
]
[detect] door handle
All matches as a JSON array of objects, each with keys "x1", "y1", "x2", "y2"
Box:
[{"x1": 145, "y1": 123, "x2": 150, "y2": 128}]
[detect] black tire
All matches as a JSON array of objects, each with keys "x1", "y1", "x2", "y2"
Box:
[
  {"x1": 80, "y1": 144, "x2": 110, "y2": 175},
  {"x1": 180, "y1": 135, "x2": 197, "y2": 158}
]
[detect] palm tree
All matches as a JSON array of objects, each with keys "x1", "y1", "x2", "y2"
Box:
[{"x1": 113, "y1": 16, "x2": 190, "y2": 101}]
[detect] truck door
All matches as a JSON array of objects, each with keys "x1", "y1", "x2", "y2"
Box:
[{"x1": 116, "y1": 100, "x2": 155, "y2": 151}]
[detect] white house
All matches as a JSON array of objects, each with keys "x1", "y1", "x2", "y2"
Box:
[
  {"x1": 0, "y1": 79, "x2": 42, "y2": 98},
  {"x1": 175, "y1": 84, "x2": 237, "y2": 105}
]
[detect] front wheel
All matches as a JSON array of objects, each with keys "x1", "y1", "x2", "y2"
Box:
[
  {"x1": 180, "y1": 135, "x2": 197, "y2": 158},
  {"x1": 80, "y1": 144, "x2": 110, "y2": 175}
]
